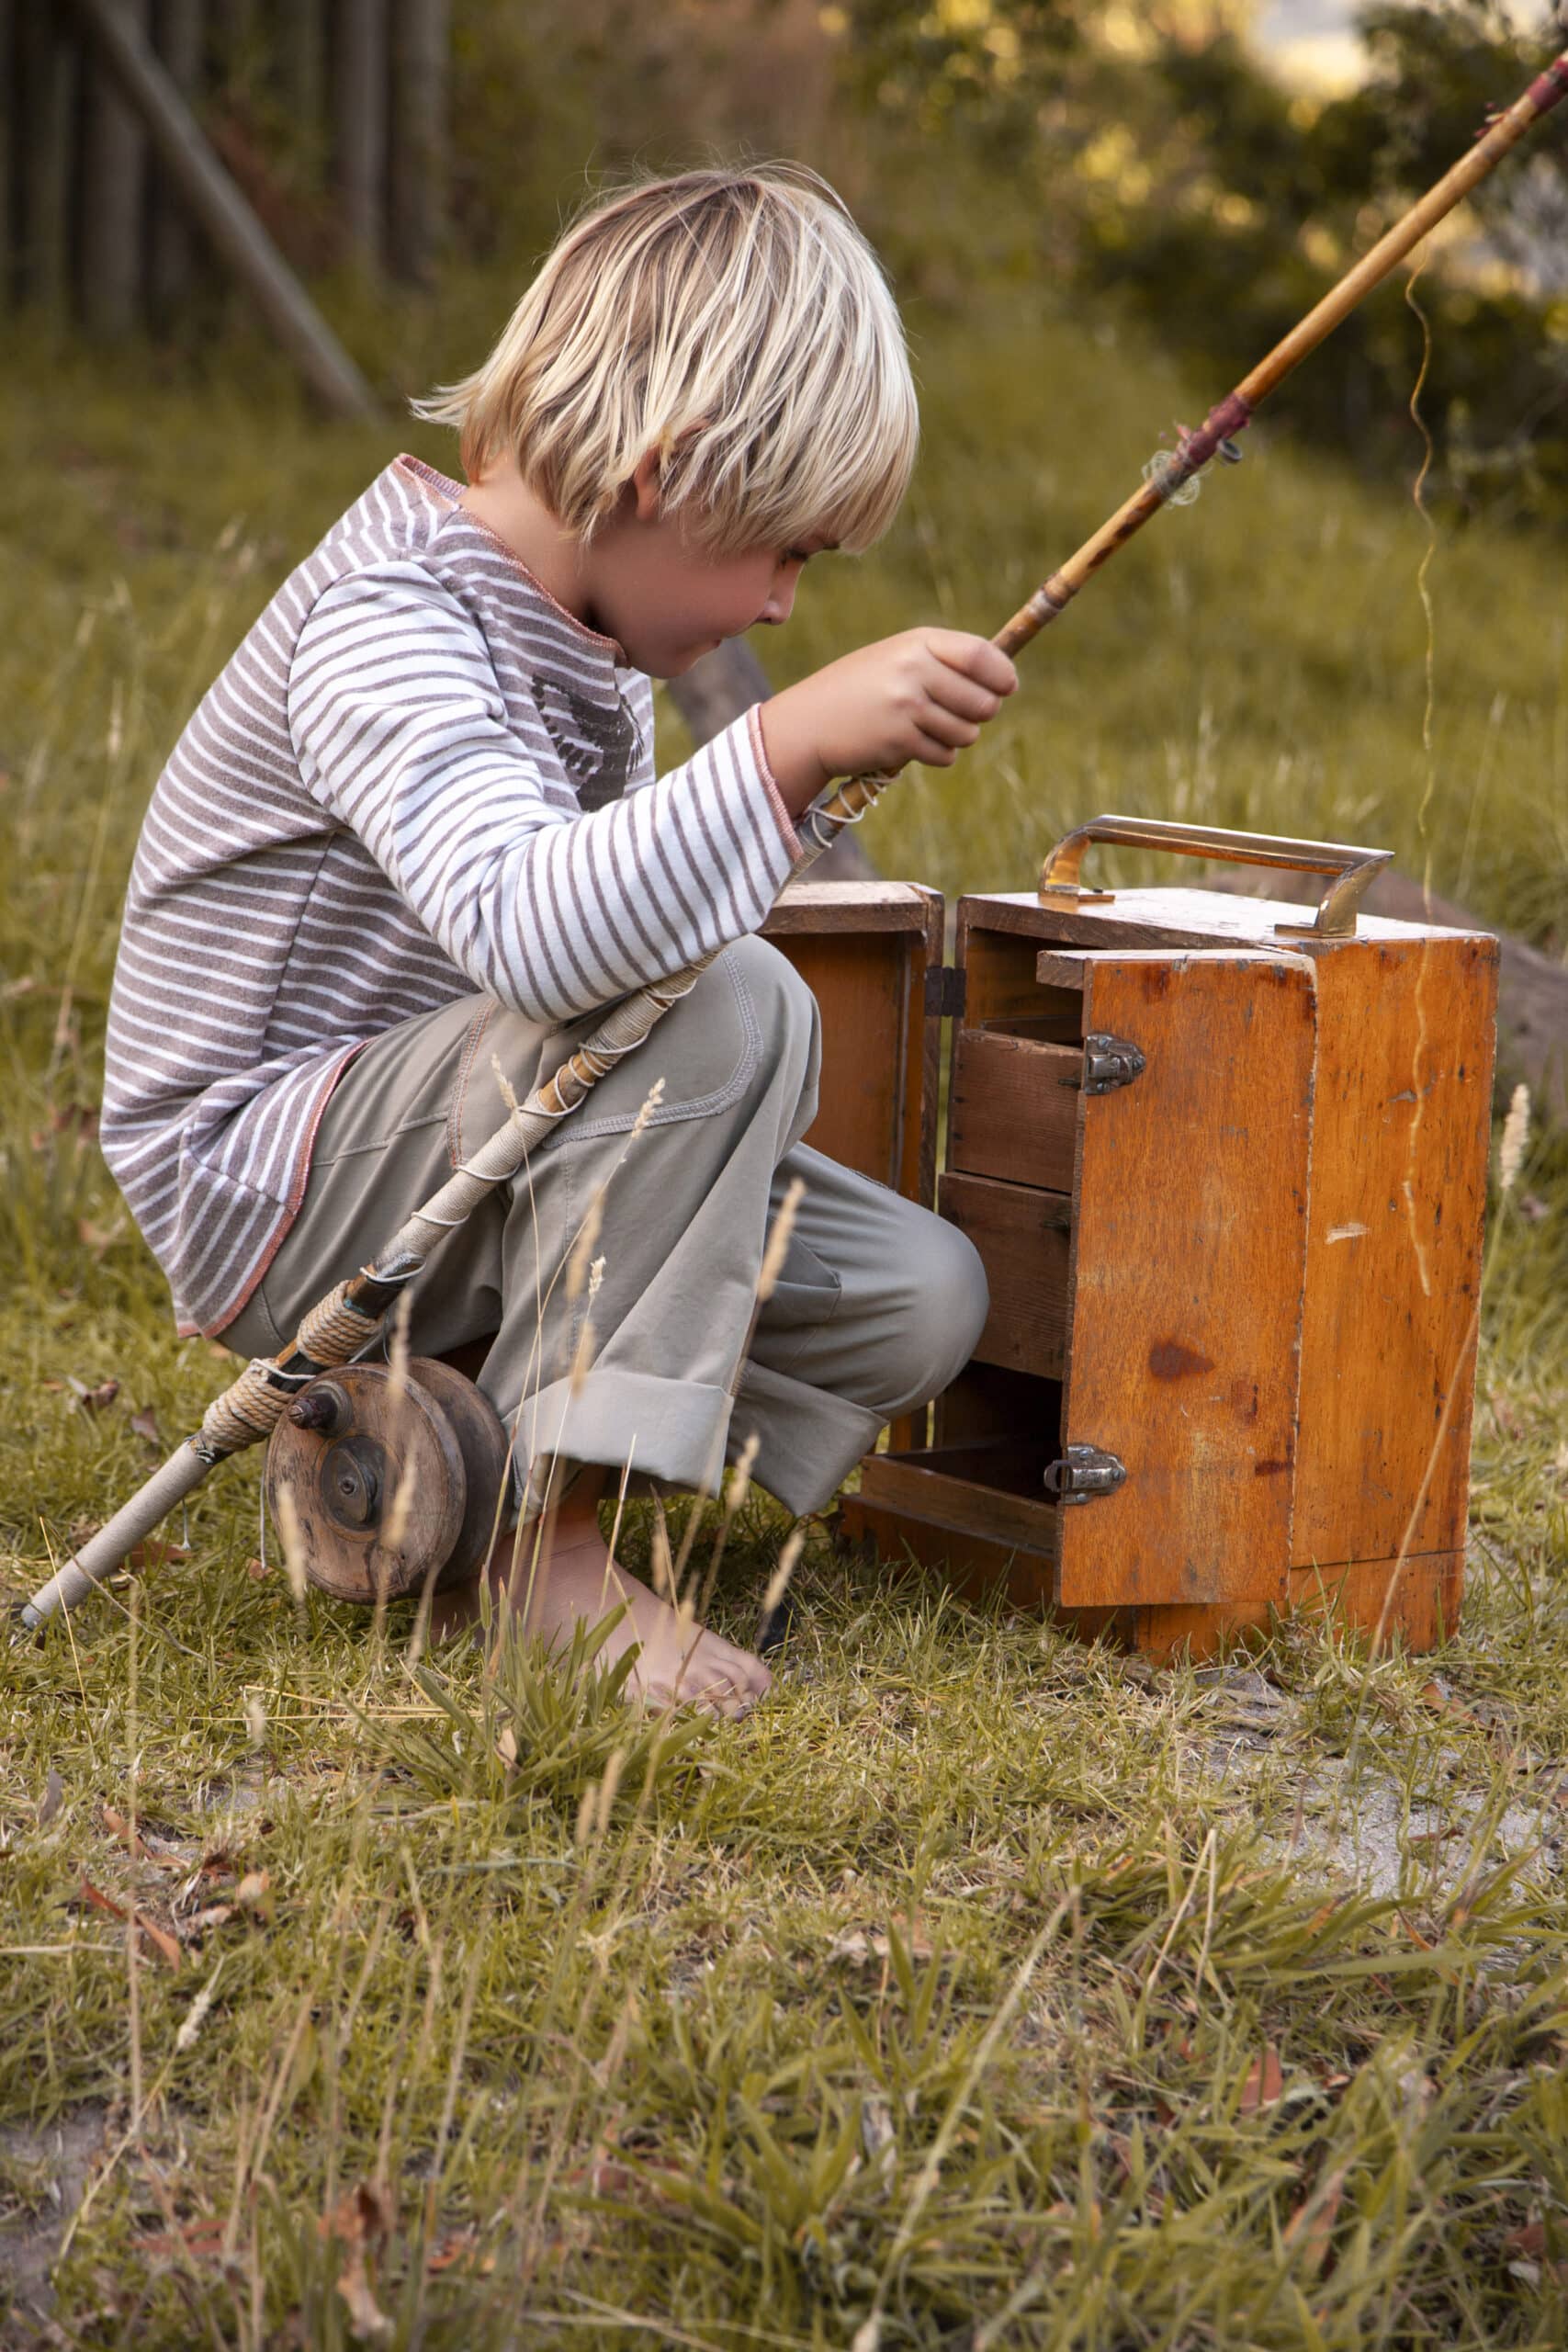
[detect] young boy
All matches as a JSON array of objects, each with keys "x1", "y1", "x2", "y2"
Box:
[{"x1": 102, "y1": 166, "x2": 1016, "y2": 1713}]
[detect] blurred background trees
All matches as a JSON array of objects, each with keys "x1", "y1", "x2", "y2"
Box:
[{"x1": 6, "y1": 1, "x2": 1564, "y2": 521}]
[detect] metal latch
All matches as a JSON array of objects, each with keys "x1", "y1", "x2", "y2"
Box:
[
  {"x1": 925, "y1": 965, "x2": 966, "y2": 1019},
  {"x1": 1082, "y1": 1033, "x2": 1145, "y2": 1095},
  {"x1": 1043, "y1": 1443, "x2": 1128, "y2": 1504}
]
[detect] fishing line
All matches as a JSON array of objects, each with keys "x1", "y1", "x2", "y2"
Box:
[
  {"x1": 1404, "y1": 254, "x2": 1440, "y2": 876},
  {"x1": 1399, "y1": 252, "x2": 1438, "y2": 1303}
]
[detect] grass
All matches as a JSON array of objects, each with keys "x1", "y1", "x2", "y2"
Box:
[{"x1": 2, "y1": 266, "x2": 1567, "y2": 2347}]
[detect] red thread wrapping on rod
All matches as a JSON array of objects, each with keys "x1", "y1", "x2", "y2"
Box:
[
  {"x1": 1525, "y1": 54, "x2": 1568, "y2": 115},
  {"x1": 1174, "y1": 390, "x2": 1254, "y2": 478}
]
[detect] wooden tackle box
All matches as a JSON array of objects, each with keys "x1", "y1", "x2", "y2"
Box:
[{"x1": 762, "y1": 819, "x2": 1498, "y2": 1661}]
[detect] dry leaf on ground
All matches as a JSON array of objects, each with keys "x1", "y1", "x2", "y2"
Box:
[
  {"x1": 1283, "y1": 2163, "x2": 1348, "y2": 2274},
  {"x1": 77, "y1": 1874, "x2": 183, "y2": 1970},
  {"x1": 425, "y1": 2229, "x2": 496, "y2": 2277},
  {"x1": 1418, "y1": 1678, "x2": 1480, "y2": 1726},
  {"x1": 77, "y1": 1216, "x2": 127, "y2": 1259},
  {"x1": 1238, "y1": 2045, "x2": 1285, "y2": 2114},
  {"x1": 336, "y1": 2244, "x2": 392, "y2": 2345},
  {"x1": 829, "y1": 1917, "x2": 935, "y2": 1965},
  {"x1": 125, "y1": 1539, "x2": 192, "y2": 1572},
  {"x1": 68, "y1": 1376, "x2": 120, "y2": 1413}
]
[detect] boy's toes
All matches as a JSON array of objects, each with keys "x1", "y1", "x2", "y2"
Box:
[
  {"x1": 692, "y1": 1635, "x2": 772, "y2": 1711},
  {"x1": 682, "y1": 1664, "x2": 758, "y2": 1719},
  {"x1": 644, "y1": 1668, "x2": 747, "y2": 1720}
]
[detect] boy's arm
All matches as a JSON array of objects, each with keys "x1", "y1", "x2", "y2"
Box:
[{"x1": 288, "y1": 566, "x2": 799, "y2": 1026}]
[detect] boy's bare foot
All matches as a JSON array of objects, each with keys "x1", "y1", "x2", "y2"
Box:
[{"x1": 426, "y1": 1473, "x2": 772, "y2": 1719}]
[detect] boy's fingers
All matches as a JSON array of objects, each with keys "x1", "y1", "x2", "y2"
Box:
[
  {"x1": 926, "y1": 672, "x2": 1003, "y2": 725},
  {"x1": 922, "y1": 631, "x2": 1019, "y2": 697},
  {"x1": 918, "y1": 704, "x2": 982, "y2": 752},
  {"x1": 912, "y1": 727, "x2": 960, "y2": 766}
]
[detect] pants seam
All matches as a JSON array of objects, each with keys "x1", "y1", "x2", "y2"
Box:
[{"x1": 448, "y1": 998, "x2": 501, "y2": 1170}]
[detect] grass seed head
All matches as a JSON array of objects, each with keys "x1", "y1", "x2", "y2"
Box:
[{"x1": 1498, "y1": 1081, "x2": 1530, "y2": 1193}]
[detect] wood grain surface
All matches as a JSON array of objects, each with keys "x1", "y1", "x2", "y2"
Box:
[
  {"x1": 958, "y1": 905, "x2": 1089, "y2": 1035},
  {"x1": 1056, "y1": 950, "x2": 1317, "y2": 1611},
  {"x1": 838, "y1": 1492, "x2": 1066, "y2": 1613},
  {"x1": 1021, "y1": 885, "x2": 1479, "y2": 953},
  {"x1": 1290, "y1": 933, "x2": 1497, "y2": 1572},
  {"x1": 763, "y1": 879, "x2": 937, "y2": 931},
  {"x1": 937, "y1": 1170, "x2": 1072, "y2": 1378},
  {"x1": 1286, "y1": 1549, "x2": 1465, "y2": 1649},
  {"x1": 855, "y1": 1443, "x2": 1063, "y2": 1559},
  {"x1": 950, "y1": 1027, "x2": 1081, "y2": 1191},
  {"x1": 762, "y1": 884, "x2": 942, "y2": 1204}
]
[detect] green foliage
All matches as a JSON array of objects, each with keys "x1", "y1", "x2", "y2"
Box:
[
  {"x1": 823, "y1": 1, "x2": 1568, "y2": 526},
  {"x1": 1084, "y1": 8, "x2": 1568, "y2": 524},
  {"x1": 387, "y1": 1600, "x2": 713, "y2": 1818}
]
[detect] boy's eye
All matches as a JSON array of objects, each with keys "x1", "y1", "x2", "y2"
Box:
[{"x1": 783, "y1": 548, "x2": 812, "y2": 567}]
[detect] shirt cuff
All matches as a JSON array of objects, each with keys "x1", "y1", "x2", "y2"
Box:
[{"x1": 747, "y1": 702, "x2": 801, "y2": 865}]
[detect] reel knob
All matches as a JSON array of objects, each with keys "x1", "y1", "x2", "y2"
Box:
[{"x1": 263, "y1": 1358, "x2": 511, "y2": 1605}]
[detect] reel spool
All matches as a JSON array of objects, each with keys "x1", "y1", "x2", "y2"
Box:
[{"x1": 262, "y1": 1358, "x2": 510, "y2": 1604}]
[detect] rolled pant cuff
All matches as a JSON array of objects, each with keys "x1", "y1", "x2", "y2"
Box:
[
  {"x1": 732, "y1": 1362, "x2": 886, "y2": 1517},
  {"x1": 504, "y1": 1368, "x2": 739, "y2": 1504},
  {"x1": 502, "y1": 1362, "x2": 886, "y2": 1521}
]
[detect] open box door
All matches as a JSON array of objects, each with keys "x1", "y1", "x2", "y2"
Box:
[{"x1": 1053, "y1": 948, "x2": 1316, "y2": 1611}]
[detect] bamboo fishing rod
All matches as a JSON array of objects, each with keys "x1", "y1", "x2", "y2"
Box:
[{"x1": 18, "y1": 41, "x2": 1568, "y2": 1633}]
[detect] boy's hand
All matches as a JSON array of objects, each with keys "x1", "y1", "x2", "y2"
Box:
[{"x1": 758, "y1": 629, "x2": 1018, "y2": 815}]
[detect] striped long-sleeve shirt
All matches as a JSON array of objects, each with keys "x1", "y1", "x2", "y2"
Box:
[{"x1": 102, "y1": 455, "x2": 798, "y2": 1336}]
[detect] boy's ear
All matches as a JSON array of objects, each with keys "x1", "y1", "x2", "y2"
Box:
[{"x1": 629, "y1": 449, "x2": 664, "y2": 524}]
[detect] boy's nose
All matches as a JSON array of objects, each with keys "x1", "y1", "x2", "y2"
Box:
[{"x1": 758, "y1": 578, "x2": 796, "y2": 627}]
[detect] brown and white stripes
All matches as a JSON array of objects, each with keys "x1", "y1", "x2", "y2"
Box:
[{"x1": 102, "y1": 454, "x2": 797, "y2": 1337}]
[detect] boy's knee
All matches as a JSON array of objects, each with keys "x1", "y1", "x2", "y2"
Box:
[
  {"x1": 917, "y1": 1216, "x2": 989, "y2": 1391},
  {"x1": 725, "y1": 932, "x2": 818, "y2": 1057},
  {"x1": 876, "y1": 1206, "x2": 989, "y2": 1415}
]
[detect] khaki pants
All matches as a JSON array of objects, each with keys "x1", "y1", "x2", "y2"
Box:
[{"x1": 220, "y1": 936, "x2": 988, "y2": 1516}]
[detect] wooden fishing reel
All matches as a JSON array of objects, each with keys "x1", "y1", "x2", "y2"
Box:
[{"x1": 262, "y1": 1358, "x2": 510, "y2": 1604}]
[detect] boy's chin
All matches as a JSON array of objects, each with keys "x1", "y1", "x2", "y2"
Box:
[{"x1": 635, "y1": 638, "x2": 724, "y2": 681}]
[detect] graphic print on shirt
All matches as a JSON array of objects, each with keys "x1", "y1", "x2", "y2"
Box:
[{"x1": 536, "y1": 678, "x2": 643, "y2": 810}]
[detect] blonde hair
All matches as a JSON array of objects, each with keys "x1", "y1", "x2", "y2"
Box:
[{"x1": 413, "y1": 165, "x2": 919, "y2": 556}]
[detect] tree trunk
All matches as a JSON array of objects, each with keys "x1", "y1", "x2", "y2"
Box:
[
  {"x1": 0, "y1": 2, "x2": 13, "y2": 318},
  {"x1": 276, "y1": 0, "x2": 327, "y2": 179},
  {"x1": 331, "y1": 0, "x2": 387, "y2": 272},
  {"x1": 64, "y1": 0, "x2": 380, "y2": 418},
  {"x1": 387, "y1": 0, "x2": 447, "y2": 285},
  {"x1": 81, "y1": 0, "x2": 152, "y2": 335},
  {"x1": 16, "y1": 9, "x2": 79, "y2": 318},
  {"x1": 210, "y1": 0, "x2": 257, "y2": 73},
  {"x1": 148, "y1": 0, "x2": 204, "y2": 321}
]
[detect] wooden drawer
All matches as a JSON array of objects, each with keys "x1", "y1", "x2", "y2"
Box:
[
  {"x1": 949, "y1": 1023, "x2": 1081, "y2": 1191},
  {"x1": 937, "y1": 1170, "x2": 1070, "y2": 1379},
  {"x1": 857, "y1": 1440, "x2": 1060, "y2": 1565}
]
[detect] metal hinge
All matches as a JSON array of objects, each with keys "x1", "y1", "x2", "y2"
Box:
[
  {"x1": 925, "y1": 964, "x2": 966, "y2": 1019},
  {"x1": 1043, "y1": 1443, "x2": 1128, "y2": 1505},
  {"x1": 1082, "y1": 1032, "x2": 1145, "y2": 1095}
]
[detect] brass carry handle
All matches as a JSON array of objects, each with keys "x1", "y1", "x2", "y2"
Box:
[{"x1": 1037, "y1": 814, "x2": 1393, "y2": 938}]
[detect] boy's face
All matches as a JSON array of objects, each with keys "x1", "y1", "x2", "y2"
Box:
[{"x1": 584, "y1": 459, "x2": 829, "y2": 677}]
